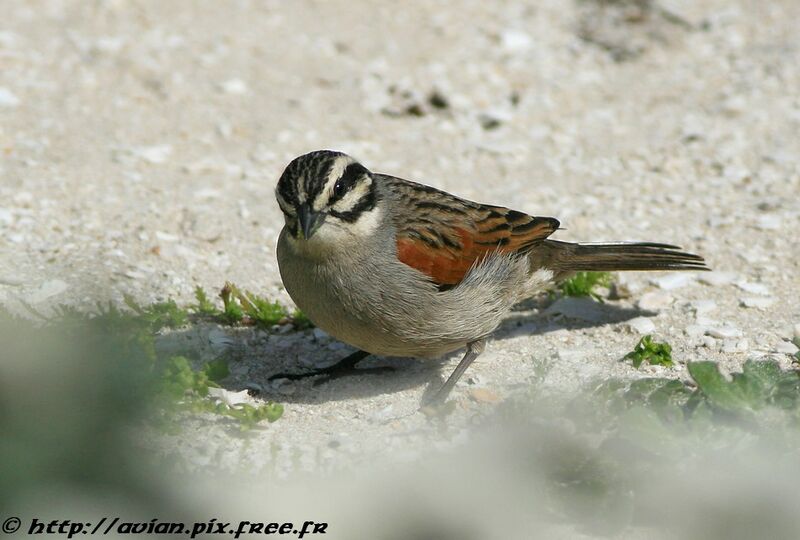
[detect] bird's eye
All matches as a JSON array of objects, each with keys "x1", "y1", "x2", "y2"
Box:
[{"x1": 333, "y1": 178, "x2": 347, "y2": 198}]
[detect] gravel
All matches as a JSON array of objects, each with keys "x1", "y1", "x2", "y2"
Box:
[{"x1": 1, "y1": 0, "x2": 799, "y2": 480}]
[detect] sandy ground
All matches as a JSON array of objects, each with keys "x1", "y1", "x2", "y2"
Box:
[{"x1": 2, "y1": 0, "x2": 799, "y2": 476}]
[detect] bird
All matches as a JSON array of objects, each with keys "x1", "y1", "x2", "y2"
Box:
[{"x1": 272, "y1": 149, "x2": 708, "y2": 405}]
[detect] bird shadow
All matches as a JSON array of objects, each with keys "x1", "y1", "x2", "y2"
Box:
[{"x1": 158, "y1": 297, "x2": 654, "y2": 406}]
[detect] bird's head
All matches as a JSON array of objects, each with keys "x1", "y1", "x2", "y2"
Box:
[{"x1": 275, "y1": 150, "x2": 382, "y2": 252}]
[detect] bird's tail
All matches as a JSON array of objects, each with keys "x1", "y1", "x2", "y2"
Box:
[{"x1": 538, "y1": 240, "x2": 709, "y2": 279}]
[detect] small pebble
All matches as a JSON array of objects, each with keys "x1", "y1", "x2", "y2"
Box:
[
  {"x1": 0, "y1": 87, "x2": 20, "y2": 108},
  {"x1": 220, "y1": 78, "x2": 249, "y2": 95},
  {"x1": 0, "y1": 207, "x2": 12, "y2": 226},
  {"x1": 627, "y1": 317, "x2": 655, "y2": 334},
  {"x1": 136, "y1": 145, "x2": 172, "y2": 164},
  {"x1": 468, "y1": 388, "x2": 501, "y2": 403},
  {"x1": 0, "y1": 275, "x2": 24, "y2": 286},
  {"x1": 637, "y1": 291, "x2": 674, "y2": 311},
  {"x1": 367, "y1": 405, "x2": 395, "y2": 424},
  {"x1": 313, "y1": 328, "x2": 330, "y2": 341},
  {"x1": 699, "y1": 272, "x2": 736, "y2": 286},
  {"x1": 691, "y1": 300, "x2": 718, "y2": 316},
  {"x1": 685, "y1": 325, "x2": 707, "y2": 338},
  {"x1": 707, "y1": 326, "x2": 743, "y2": 339},
  {"x1": 774, "y1": 341, "x2": 799, "y2": 355},
  {"x1": 735, "y1": 281, "x2": 770, "y2": 296},
  {"x1": 740, "y1": 297, "x2": 775, "y2": 309},
  {"x1": 651, "y1": 273, "x2": 694, "y2": 290},
  {"x1": 208, "y1": 387, "x2": 251, "y2": 406},
  {"x1": 756, "y1": 215, "x2": 781, "y2": 230},
  {"x1": 30, "y1": 279, "x2": 68, "y2": 303},
  {"x1": 500, "y1": 30, "x2": 533, "y2": 52},
  {"x1": 702, "y1": 336, "x2": 717, "y2": 348}
]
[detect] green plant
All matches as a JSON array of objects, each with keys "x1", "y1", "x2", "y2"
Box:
[
  {"x1": 559, "y1": 271, "x2": 612, "y2": 300},
  {"x1": 193, "y1": 286, "x2": 220, "y2": 316},
  {"x1": 624, "y1": 335, "x2": 673, "y2": 368},
  {"x1": 219, "y1": 282, "x2": 289, "y2": 327},
  {"x1": 123, "y1": 294, "x2": 189, "y2": 330}
]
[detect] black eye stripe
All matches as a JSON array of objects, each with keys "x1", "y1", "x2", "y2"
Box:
[
  {"x1": 329, "y1": 163, "x2": 369, "y2": 204},
  {"x1": 329, "y1": 186, "x2": 377, "y2": 222}
]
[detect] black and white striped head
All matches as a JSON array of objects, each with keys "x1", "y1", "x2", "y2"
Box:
[{"x1": 275, "y1": 150, "x2": 381, "y2": 243}]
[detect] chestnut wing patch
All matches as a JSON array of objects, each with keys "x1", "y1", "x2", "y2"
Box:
[{"x1": 394, "y1": 198, "x2": 560, "y2": 287}]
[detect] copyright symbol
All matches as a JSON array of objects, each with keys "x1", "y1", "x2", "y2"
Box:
[{"x1": 2, "y1": 517, "x2": 21, "y2": 534}]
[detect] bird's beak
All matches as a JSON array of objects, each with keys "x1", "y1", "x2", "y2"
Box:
[{"x1": 297, "y1": 203, "x2": 325, "y2": 239}]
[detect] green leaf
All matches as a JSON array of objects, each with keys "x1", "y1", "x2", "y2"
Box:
[
  {"x1": 624, "y1": 335, "x2": 673, "y2": 368},
  {"x1": 559, "y1": 271, "x2": 612, "y2": 300},
  {"x1": 203, "y1": 358, "x2": 230, "y2": 382},
  {"x1": 687, "y1": 361, "x2": 750, "y2": 413},
  {"x1": 193, "y1": 286, "x2": 219, "y2": 316}
]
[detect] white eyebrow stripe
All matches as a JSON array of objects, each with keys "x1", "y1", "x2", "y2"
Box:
[
  {"x1": 331, "y1": 176, "x2": 372, "y2": 213},
  {"x1": 312, "y1": 155, "x2": 355, "y2": 211},
  {"x1": 296, "y1": 177, "x2": 307, "y2": 204}
]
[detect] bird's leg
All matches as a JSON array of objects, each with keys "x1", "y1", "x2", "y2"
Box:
[
  {"x1": 268, "y1": 349, "x2": 394, "y2": 386},
  {"x1": 425, "y1": 339, "x2": 486, "y2": 405}
]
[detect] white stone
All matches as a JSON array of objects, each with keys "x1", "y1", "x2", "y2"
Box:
[
  {"x1": 500, "y1": 30, "x2": 533, "y2": 52},
  {"x1": 774, "y1": 341, "x2": 799, "y2": 355},
  {"x1": 155, "y1": 231, "x2": 180, "y2": 242},
  {"x1": 0, "y1": 87, "x2": 20, "y2": 108},
  {"x1": 699, "y1": 272, "x2": 737, "y2": 286},
  {"x1": 30, "y1": 279, "x2": 68, "y2": 303},
  {"x1": 691, "y1": 300, "x2": 718, "y2": 316},
  {"x1": 651, "y1": 273, "x2": 694, "y2": 290},
  {"x1": 627, "y1": 317, "x2": 656, "y2": 334},
  {"x1": 707, "y1": 326, "x2": 743, "y2": 339},
  {"x1": 720, "y1": 339, "x2": 748, "y2": 354},
  {"x1": 735, "y1": 281, "x2": 770, "y2": 296},
  {"x1": 740, "y1": 297, "x2": 775, "y2": 309},
  {"x1": 0, "y1": 275, "x2": 24, "y2": 286},
  {"x1": 701, "y1": 336, "x2": 717, "y2": 348},
  {"x1": 637, "y1": 291, "x2": 674, "y2": 311},
  {"x1": 136, "y1": 145, "x2": 172, "y2": 164},
  {"x1": 685, "y1": 325, "x2": 708, "y2": 338},
  {"x1": 0, "y1": 207, "x2": 12, "y2": 226},
  {"x1": 220, "y1": 78, "x2": 249, "y2": 95},
  {"x1": 208, "y1": 387, "x2": 251, "y2": 406},
  {"x1": 756, "y1": 215, "x2": 781, "y2": 230},
  {"x1": 367, "y1": 405, "x2": 395, "y2": 424},
  {"x1": 312, "y1": 328, "x2": 330, "y2": 341}
]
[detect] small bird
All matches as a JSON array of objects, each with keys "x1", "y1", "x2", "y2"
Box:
[{"x1": 273, "y1": 150, "x2": 707, "y2": 404}]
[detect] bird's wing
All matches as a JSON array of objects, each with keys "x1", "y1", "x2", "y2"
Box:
[{"x1": 381, "y1": 175, "x2": 560, "y2": 287}]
